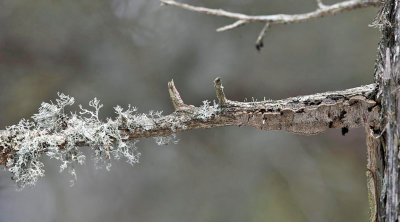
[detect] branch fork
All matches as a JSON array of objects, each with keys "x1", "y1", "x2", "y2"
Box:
[{"x1": 160, "y1": 0, "x2": 380, "y2": 50}]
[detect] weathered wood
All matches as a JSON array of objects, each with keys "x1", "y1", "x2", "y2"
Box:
[{"x1": 368, "y1": 1, "x2": 400, "y2": 221}]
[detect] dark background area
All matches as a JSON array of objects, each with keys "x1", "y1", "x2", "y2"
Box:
[{"x1": 0, "y1": 0, "x2": 380, "y2": 221}]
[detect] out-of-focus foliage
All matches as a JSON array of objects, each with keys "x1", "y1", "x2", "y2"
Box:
[{"x1": 0, "y1": 0, "x2": 379, "y2": 221}]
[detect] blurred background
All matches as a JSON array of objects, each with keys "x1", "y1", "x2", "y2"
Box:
[{"x1": 0, "y1": 0, "x2": 380, "y2": 221}]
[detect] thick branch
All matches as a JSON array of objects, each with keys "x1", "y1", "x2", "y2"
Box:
[
  {"x1": 370, "y1": 0, "x2": 400, "y2": 220},
  {"x1": 0, "y1": 80, "x2": 379, "y2": 167},
  {"x1": 144, "y1": 82, "x2": 379, "y2": 137}
]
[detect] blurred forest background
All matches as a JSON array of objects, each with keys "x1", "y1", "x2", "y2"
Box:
[{"x1": 0, "y1": 0, "x2": 380, "y2": 221}]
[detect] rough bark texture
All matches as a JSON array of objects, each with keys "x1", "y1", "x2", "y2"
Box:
[
  {"x1": 0, "y1": 82, "x2": 378, "y2": 166},
  {"x1": 368, "y1": 0, "x2": 400, "y2": 221}
]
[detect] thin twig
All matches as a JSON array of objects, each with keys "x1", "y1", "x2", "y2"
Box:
[
  {"x1": 161, "y1": 0, "x2": 379, "y2": 50},
  {"x1": 255, "y1": 23, "x2": 270, "y2": 51},
  {"x1": 161, "y1": 0, "x2": 380, "y2": 25},
  {"x1": 217, "y1": 20, "x2": 247, "y2": 32}
]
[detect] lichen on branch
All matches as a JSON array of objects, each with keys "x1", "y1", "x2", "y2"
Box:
[{"x1": 0, "y1": 79, "x2": 379, "y2": 188}]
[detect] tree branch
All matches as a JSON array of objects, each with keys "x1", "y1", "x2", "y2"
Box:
[
  {"x1": 161, "y1": 0, "x2": 380, "y2": 25},
  {"x1": 0, "y1": 79, "x2": 379, "y2": 187},
  {"x1": 160, "y1": 0, "x2": 380, "y2": 49},
  {"x1": 255, "y1": 23, "x2": 270, "y2": 51},
  {"x1": 1, "y1": 80, "x2": 378, "y2": 160}
]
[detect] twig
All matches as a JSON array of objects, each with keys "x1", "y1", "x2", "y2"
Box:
[
  {"x1": 160, "y1": 0, "x2": 380, "y2": 25},
  {"x1": 160, "y1": 0, "x2": 379, "y2": 50},
  {"x1": 217, "y1": 20, "x2": 248, "y2": 32},
  {"x1": 255, "y1": 23, "x2": 270, "y2": 51}
]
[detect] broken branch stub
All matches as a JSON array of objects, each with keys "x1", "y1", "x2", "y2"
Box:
[
  {"x1": 168, "y1": 79, "x2": 186, "y2": 110},
  {"x1": 214, "y1": 77, "x2": 227, "y2": 106}
]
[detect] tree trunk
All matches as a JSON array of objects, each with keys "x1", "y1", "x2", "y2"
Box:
[{"x1": 368, "y1": 0, "x2": 400, "y2": 221}]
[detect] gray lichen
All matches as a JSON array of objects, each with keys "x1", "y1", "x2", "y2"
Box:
[
  {"x1": 195, "y1": 100, "x2": 220, "y2": 121},
  {"x1": 3, "y1": 94, "x2": 186, "y2": 189},
  {"x1": 1, "y1": 81, "x2": 376, "y2": 189}
]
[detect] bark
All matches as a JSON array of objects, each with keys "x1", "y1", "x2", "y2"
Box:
[
  {"x1": 0, "y1": 81, "x2": 378, "y2": 166},
  {"x1": 368, "y1": 0, "x2": 400, "y2": 221}
]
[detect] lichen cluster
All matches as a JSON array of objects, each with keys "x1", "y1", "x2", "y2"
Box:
[{"x1": 1, "y1": 94, "x2": 220, "y2": 189}]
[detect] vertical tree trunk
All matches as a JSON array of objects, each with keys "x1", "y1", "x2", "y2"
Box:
[{"x1": 368, "y1": 0, "x2": 400, "y2": 221}]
